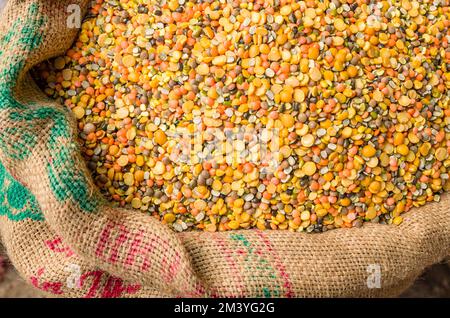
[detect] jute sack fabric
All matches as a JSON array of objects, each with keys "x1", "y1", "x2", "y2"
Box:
[{"x1": 0, "y1": 0, "x2": 448, "y2": 298}]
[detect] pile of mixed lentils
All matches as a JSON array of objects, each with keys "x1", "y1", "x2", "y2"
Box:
[{"x1": 34, "y1": 0, "x2": 450, "y2": 232}]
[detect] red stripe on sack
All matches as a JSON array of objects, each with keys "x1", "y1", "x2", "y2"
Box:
[
  {"x1": 255, "y1": 231, "x2": 294, "y2": 298},
  {"x1": 216, "y1": 236, "x2": 245, "y2": 297}
]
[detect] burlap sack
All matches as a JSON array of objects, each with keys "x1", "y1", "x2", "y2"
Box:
[{"x1": 0, "y1": 0, "x2": 448, "y2": 298}]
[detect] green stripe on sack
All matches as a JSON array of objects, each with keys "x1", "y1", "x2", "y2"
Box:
[
  {"x1": 0, "y1": 162, "x2": 44, "y2": 221},
  {"x1": 0, "y1": 2, "x2": 100, "y2": 215},
  {"x1": 0, "y1": 2, "x2": 45, "y2": 222},
  {"x1": 0, "y1": 3, "x2": 45, "y2": 102},
  {"x1": 230, "y1": 233, "x2": 281, "y2": 298}
]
